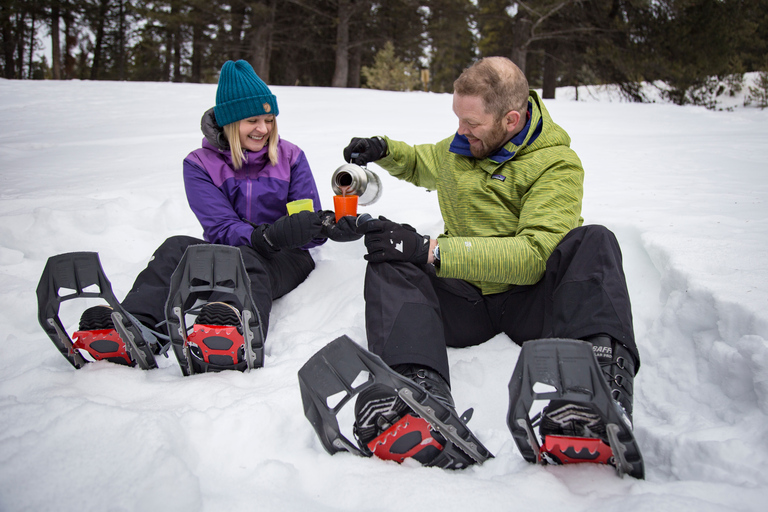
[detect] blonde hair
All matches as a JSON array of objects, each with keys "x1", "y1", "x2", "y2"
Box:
[{"x1": 223, "y1": 117, "x2": 280, "y2": 170}]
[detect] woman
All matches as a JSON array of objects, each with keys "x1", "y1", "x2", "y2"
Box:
[{"x1": 73, "y1": 60, "x2": 358, "y2": 374}]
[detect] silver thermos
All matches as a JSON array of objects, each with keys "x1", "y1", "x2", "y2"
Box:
[{"x1": 331, "y1": 164, "x2": 382, "y2": 206}]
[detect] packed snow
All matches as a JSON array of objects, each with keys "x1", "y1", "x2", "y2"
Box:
[{"x1": 0, "y1": 76, "x2": 766, "y2": 512}]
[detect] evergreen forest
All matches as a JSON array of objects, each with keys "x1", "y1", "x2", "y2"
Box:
[{"x1": 2, "y1": 1, "x2": 767, "y2": 107}]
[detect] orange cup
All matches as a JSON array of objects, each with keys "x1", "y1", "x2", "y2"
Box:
[{"x1": 333, "y1": 195, "x2": 358, "y2": 222}]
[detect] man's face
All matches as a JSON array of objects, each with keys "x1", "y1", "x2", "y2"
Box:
[{"x1": 452, "y1": 94, "x2": 515, "y2": 159}]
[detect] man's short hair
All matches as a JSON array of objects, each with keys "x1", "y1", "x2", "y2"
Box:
[{"x1": 453, "y1": 57, "x2": 529, "y2": 120}]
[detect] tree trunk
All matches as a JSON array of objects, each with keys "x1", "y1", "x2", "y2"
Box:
[
  {"x1": 28, "y1": 6, "x2": 36, "y2": 79},
  {"x1": 51, "y1": 1, "x2": 61, "y2": 79},
  {"x1": 171, "y1": 1, "x2": 182, "y2": 82},
  {"x1": 2, "y1": 2, "x2": 16, "y2": 78},
  {"x1": 510, "y1": 15, "x2": 532, "y2": 76},
  {"x1": 63, "y1": 4, "x2": 75, "y2": 79},
  {"x1": 248, "y1": 0, "x2": 276, "y2": 81},
  {"x1": 542, "y1": 48, "x2": 557, "y2": 99},
  {"x1": 117, "y1": 0, "x2": 125, "y2": 80},
  {"x1": 191, "y1": 12, "x2": 203, "y2": 83},
  {"x1": 15, "y1": 11, "x2": 25, "y2": 78},
  {"x1": 348, "y1": 42, "x2": 361, "y2": 88},
  {"x1": 331, "y1": 0, "x2": 351, "y2": 88},
  {"x1": 230, "y1": 0, "x2": 247, "y2": 60},
  {"x1": 91, "y1": 0, "x2": 109, "y2": 80}
]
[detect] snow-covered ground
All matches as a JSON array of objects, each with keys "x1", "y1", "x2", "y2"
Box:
[{"x1": 0, "y1": 76, "x2": 766, "y2": 512}]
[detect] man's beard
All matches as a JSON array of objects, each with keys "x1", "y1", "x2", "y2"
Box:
[{"x1": 469, "y1": 121, "x2": 509, "y2": 159}]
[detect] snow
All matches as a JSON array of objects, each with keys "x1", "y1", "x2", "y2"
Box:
[{"x1": 1, "y1": 76, "x2": 767, "y2": 512}]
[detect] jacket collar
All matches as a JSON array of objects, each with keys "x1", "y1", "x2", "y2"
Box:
[{"x1": 449, "y1": 100, "x2": 541, "y2": 163}]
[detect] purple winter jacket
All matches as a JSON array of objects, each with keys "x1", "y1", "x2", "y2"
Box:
[{"x1": 183, "y1": 137, "x2": 325, "y2": 249}]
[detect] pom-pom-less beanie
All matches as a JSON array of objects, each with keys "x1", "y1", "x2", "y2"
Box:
[{"x1": 214, "y1": 60, "x2": 279, "y2": 126}]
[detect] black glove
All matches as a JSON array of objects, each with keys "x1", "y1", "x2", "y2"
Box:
[
  {"x1": 201, "y1": 107, "x2": 229, "y2": 150},
  {"x1": 318, "y1": 210, "x2": 363, "y2": 242},
  {"x1": 358, "y1": 216, "x2": 430, "y2": 264},
  {"x1": 250, "y1": 210, "x2": 322, "y2": 258},
  {"x1": 343, "y1": 137, "x2": 387, "y2": 165}
]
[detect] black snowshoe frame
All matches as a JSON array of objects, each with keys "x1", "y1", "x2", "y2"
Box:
[
  {"x1": 507, "y1": 338, "x2": 645, "y2": 479},
  {"x1": 164, "y1": 244, "x2": 265, "y2": 376},
  {"x1": 298, "y1": 335, "x2": 494, "y2": 470},
  {"x1": 36, "y1": 252, "x2": 167, "y2": 370}
]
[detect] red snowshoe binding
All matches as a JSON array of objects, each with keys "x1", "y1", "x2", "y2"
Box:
[
  {"x1": 72, "y1": 305, "x2": 132, "y2": 365},
  {"x1": 185, "y1": 302, "x2": 247, "y2": 373}
]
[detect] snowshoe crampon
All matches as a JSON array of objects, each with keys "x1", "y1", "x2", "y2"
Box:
[
  {"x1": 36, "y1": 252, "x2": 166, "y2": 369},
  {"x1": 507, "y1": 338, "x2": 645, "y2": 479},
  {"x1": 297, "y1": 335, "x2": 493, "y2": 469},
  {"x1": 164, "y1": 244, "x2": 265, "y2": 376}
]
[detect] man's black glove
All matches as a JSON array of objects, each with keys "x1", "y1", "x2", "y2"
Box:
[
  {"x1": 318, "y1": 210, "x2": 363, "y2": 242},
  {"x1": 250, "y1": 210, "x2": 322, "y2": 258},
  {"x1": 343, "y1": 137, "x2": 387, "y2": 165},
  {"x1": 358, "y1": 216, "x2": 430, "y2": 264},
  {"x1": 201, "y1": 107, "x2": 229, "y2": 150}
]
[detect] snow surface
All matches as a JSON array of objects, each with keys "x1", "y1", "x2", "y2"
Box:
[{"x1": 1, "y1": 77, "x2": 767, "y2": 512}]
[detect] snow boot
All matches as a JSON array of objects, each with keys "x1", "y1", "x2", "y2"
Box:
[
  {"x1": 353, "y1": 365, "x2": 454, "y2": 466},
  {"x1": 186, "y1": 302, "x2": 247, "y2": 373},
  {"x1": 539, "y1": 334, "x2": 636, "y2": 439},
  {"x1": 71, "y1": 305, "x2": 133, "y2": 366}
]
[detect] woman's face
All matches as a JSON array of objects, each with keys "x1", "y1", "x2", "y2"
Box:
[{"x1": 238, "y1": 114, "x2": 275, "y2": 152}]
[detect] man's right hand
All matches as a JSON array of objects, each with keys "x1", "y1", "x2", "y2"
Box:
[{"x1": 343, "y1": 137, "x2": 387, "y2": 165}]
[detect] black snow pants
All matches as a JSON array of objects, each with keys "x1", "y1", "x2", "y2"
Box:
[
  {"x1": 363, "y1": 225, "x2": 638, "y2": 386},
  {"x1": 121, "y1": 235, "x2": 315, "y2": 337}
]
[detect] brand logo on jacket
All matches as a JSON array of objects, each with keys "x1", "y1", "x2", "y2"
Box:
[{"x1": 491, "y1": 174, "x2": 506, "y2": 182}]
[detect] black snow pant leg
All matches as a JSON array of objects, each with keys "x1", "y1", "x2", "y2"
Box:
[
  {"x1": 121, "y1": 235, "x2": 205, "y2": 332},
  {"x1": 364, "y1": 261, "x2": 452, "y2": 385},
  {"x1": 540, "y1": 224, "x2": 639, "y2": 368},
  {"x1": 236, "y1": 245, "x2": 316, "y2": 335}
]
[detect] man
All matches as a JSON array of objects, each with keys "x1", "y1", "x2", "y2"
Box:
[{"x1": 343, "y1": 57, "x2": 639, "y2": 467}]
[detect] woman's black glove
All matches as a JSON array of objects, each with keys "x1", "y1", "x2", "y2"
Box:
[
  {"x1": 357, "y1": 216, "x2": 430, "y2": 264},
  {"x1": 318, "y1": 210, "x2": 363, "y2": 242},
  {"x1": 201, "y1": 107, "x2": 229, "y2": 150},
  {"x1": 343, "y1": 137, "x2": 387, "y2": 165},
  {"x1": 250, "y1": 210, "x2": 322, "y2": 258}
]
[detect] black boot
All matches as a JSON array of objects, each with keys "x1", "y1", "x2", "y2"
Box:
[
  {"x1": 587, "y1": 334, "x2": 636, "y2": 421},
  {"x1": 353, "y1": 364, "x2": 454, "y2": 465},
  {"x1": 539, "y1": 335, "x2": 636, "y2": 440}
]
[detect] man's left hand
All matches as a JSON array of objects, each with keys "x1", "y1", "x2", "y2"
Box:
[
  {"x1": 319, "y1": 210, "x2": 363, "y2": 242},
  {"x1": 358, "y1": 216, "x2": 430, "y2": 264}
]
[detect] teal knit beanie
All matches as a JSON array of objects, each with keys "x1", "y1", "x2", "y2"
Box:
[{"x1": 214, "y1": 60, "x2": 279, "y2": 126}]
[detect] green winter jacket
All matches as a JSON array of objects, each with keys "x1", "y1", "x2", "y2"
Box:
[{"x1": 376, "y1": 90, "x2": 584, "y2": 294}]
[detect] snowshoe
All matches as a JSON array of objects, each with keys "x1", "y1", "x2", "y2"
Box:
[
  {"x1": 507, "y1": 338, "x2": 644, "y2": 479},
  {"x1": 164, "y1": 244, "x2": 265, "y2": 376},
  {"x1": 298, "y1": 335, "x2": 493, "y2": 469},
  {"x1": 36, "y1": 252, "x2": 169, "y2": 369}
]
